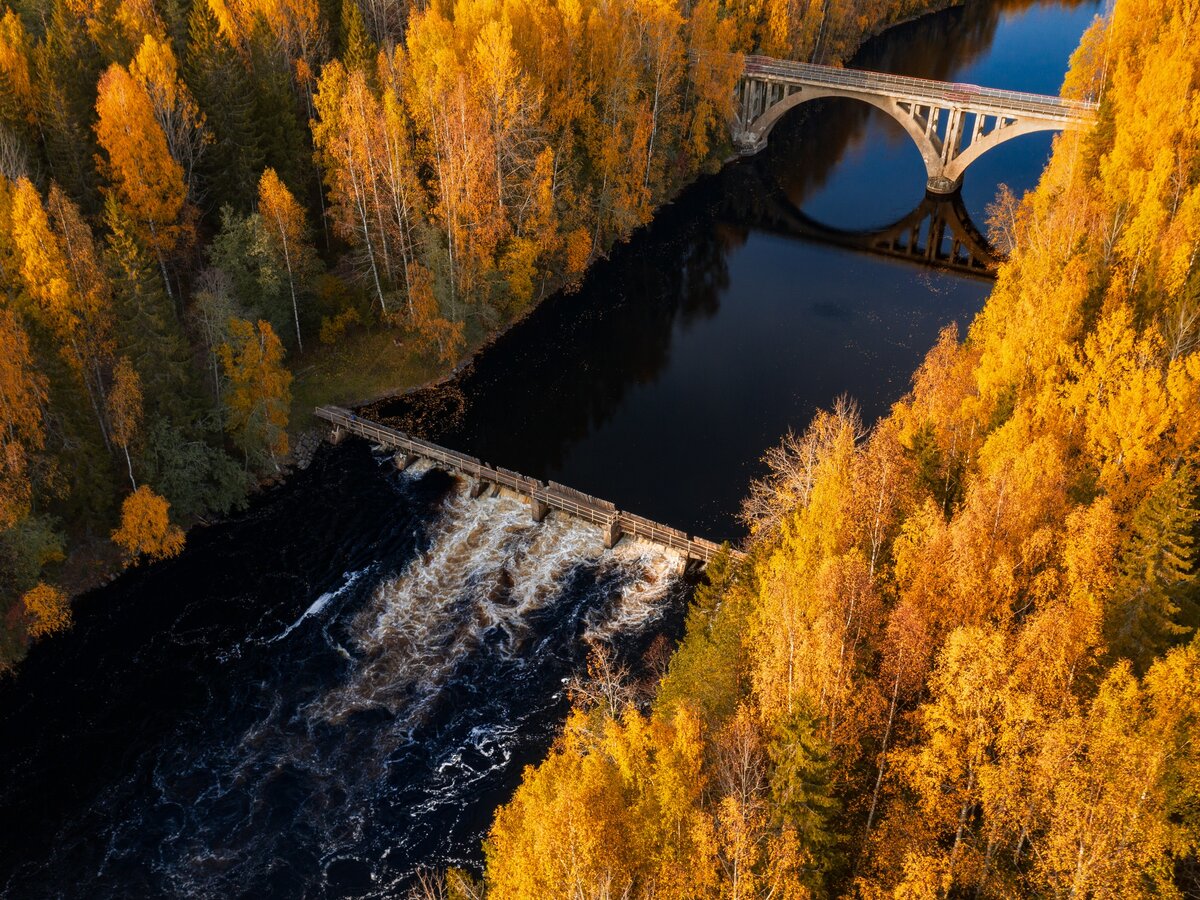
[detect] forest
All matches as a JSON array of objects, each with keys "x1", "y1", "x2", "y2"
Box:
[
  {"x1": 0, "y1": 0, "x2": 951, "y2": 668},
  {"x1": 454, "y1": 0, "x2": 1200, "y2": 897}
]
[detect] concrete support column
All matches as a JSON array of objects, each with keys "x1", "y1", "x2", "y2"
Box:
[
  {"x1": 329, "y1": 426, "x2": 345, "y2": 445},
  {"x1": 941, "y1": 108, "x2": 964, "y2": 165},
  {"x1": 531, "y1": 497, "x2": 550, "y2": 523},
  {"x1": 470, "y1": 479, "x2": 489, "y2": 498},
  {"x1": 602, "y1": 517, "x2": 621, "y2": 550}
]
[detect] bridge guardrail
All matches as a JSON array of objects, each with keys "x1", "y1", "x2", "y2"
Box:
[
  {"x1": 742, "y1": 55, "x2": 1097, "y2": 119},
  {"x1": 315, "y1": 406, "x2": 741, "y2": 564}
]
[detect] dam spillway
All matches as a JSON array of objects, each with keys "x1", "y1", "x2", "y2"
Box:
[{"x1": 315, "y1": 406, "x2": 743, "y2": 566}]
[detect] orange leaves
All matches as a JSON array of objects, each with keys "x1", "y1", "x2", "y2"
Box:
[
  {"x1": 10, "y1": 179, "x2": 113, "y2": 373},
  {"x1": 111, "y1": 485, "x2": 185, "y2": 563},
  {"x1": 130, "y1": 34, "x2": 208, "y2": 194},
  {"x1": 10, "y1": 177, "x2": 75, "y2": 340},
  {"x1": 205, "y1": 0, "x2": 323, "y2": 69},
  {"x1": 312, "y1": 60, "x2": 394, "y2": 312},
  {"x1": 0, "y1": 306, "x2": 46, "y2": 529},
  {"x1": 1064, "y1": 305, "x2": 1174, "y2": 505},
  {"x1": 218, "y1": 318, "x2": 291, "y2": 466},
  {"x1": 106, "y1": 356, "x2": 142, "y2": 488},
  {"x1": 258, "y1": 167, "x2": 305, "y2": 255},
  {"x1": 22, "y1": 582, "x2": 71, "y2": 638},
  {"x1": 257, "y1": 167, "x2": 313, "y2": 350},
  {"x1": 0, "y1": 8, "x2": 33, "y2": 123},
  {"x1": 484, "y1": 706, "x2": 717, "y2": 900},
  {"x1": 406, "y1": 8, "x2": 506, "y2": 295},
  {"x1": 94, "y1": 62, "x2": 186, "y2": 251},
  {"x1": 685, "y1": 0, "x2": 742, "y2": 163}
]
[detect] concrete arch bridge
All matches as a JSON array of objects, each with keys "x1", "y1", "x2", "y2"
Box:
[{"x1": 733, "y1": 55, "x2": 1098, "y2": 193}]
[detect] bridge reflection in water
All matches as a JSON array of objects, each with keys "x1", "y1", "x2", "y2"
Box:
[
  {"x1": 723, "y1": 163, "x2": 998, "y2": 278},
  {"x1": 759, "y1": 188, "x2": 997, "y2": 278}
]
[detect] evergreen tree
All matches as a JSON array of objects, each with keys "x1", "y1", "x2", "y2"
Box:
[
  {"x1": 208, "y1": 205, "x2": 291, "y2": 339},
  {"x1": 1106, "y1": 468, "x2": 1199, "y2": 672},
  {"x1": 185, "y1": 1, "x2": 263, "y2": 214},
  {"x1": 104, "y1": 196, "x2": 194, "y2": 424},
  {"x1": 248, "y1": 21, "x2": 309, "y2": 198},
  {"x1": 32, "y1": 0, "x2": 103, "y2": 209},
  {"x1": 768, "y1": 706, "x2": 841, "y2": 882},
  {"x1": 139, "y1": 417, "x2": 248, "y2": 519},
  {"x1": 339, "y1": 0, "x2": 375, "y2": 76}
]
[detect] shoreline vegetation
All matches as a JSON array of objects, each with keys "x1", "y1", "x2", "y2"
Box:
[
  {"x1": 459, "y1": 0, "x2": 1200, "y2": 897},
  {"x1": 0, "y1": 0, "x2": 963, "y2": 669}
]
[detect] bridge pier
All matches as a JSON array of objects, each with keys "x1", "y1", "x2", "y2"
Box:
[
  {"x1": 469, "y1": 479, "x2": 489, "y2": 499},
  {"x1": 329, "y1": 425, "x2": 346, "y2": 445},
  {"x1": 530, "y1": 497, "x2": 550, "y2": 523},
  {"x1": 927, "y1": 175, "x2": 963, "y2": 195},
  {"x1": 602, "y1": 517, "x2": 622, "y2": 550},
  {"x1": 394, "y1": 452, "x2": 417, "y2": 471}
]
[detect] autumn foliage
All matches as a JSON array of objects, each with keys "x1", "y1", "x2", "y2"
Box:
[
  {"x1": 110, "y1": 485, "x2": 185, "y2": 563},
  {"x1": 477, "y1": 1, "x2": 1200, "y2": 897},
  {"x1": 21, "y1": 582, "x2": 70, "y2": 638},
  {"x1": 4, "y1": 0, "x2": 930, "y2": 669}
]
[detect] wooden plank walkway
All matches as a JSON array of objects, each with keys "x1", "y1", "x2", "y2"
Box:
[{"x1": 315, "y1": 406, "x2": 742, "y2": 565}]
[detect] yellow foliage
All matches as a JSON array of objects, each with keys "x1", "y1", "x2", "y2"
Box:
[
  {"x1": 94, "y1": 63, "x2": 186, "y2": 252},
  {"x1": 111, "y1": 485, "x2": 185, "y2": 563},
  {"x1": 219, "y1": 318, "x2": 292, "y2": 464},
  {"x1": 485, "y1": 706, "x2": 718, "y2": 899},
  {"x1": 0, "y1": 305, "x2": 46, "y2": 529},
  {"x1": 0, "y1": 9, "x2": 33, "y2": 122},
  {"x1": 22, "y1": 582, "x2": 71, "y2": 638}
]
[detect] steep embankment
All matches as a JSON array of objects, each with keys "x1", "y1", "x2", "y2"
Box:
[{"x1": 477, "y1": 1, "x2": 1200, "y2": 897}]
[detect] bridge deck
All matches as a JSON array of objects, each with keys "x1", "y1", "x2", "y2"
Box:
[
  {"x1": 743, "y1": 56, "x2": 1097, "y2": 121},
  {"x1": 315, "y1": 406, "x2": 741, "y2": 565}
]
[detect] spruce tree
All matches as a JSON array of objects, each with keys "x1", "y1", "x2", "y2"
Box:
[
  {"x1": 768, "y1": 706, "x2": 841, "y2": 882},
  {"x1": 340, "y1": 0, "x2": 376, "y2": 76},
  {"x1": 32, "y1": 0, "x2": 102, "y2": 209},
  {"x1": 185, "y1": 2, "x2": 263, "y2": 214},
  {"x1": 1106, "y1": 468, "x2": 1199, "y2": 672},
  {"x1": 104, "y1": 195, "x2": 195, "y2": 424}
]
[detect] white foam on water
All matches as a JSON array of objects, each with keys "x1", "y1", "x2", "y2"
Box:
[
  {"x1": 270, "y1": 568, "x2": 370, "y2": 643},
  {"x1": 585, "y1": 540, "x2": 685, "y2": 642},
  {"x1": 308, "y1": 480, "x2": 684, "y2": 728}
]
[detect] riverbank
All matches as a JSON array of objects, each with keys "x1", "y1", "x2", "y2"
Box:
[
  {"x1": 285, "y1": 0, "x2": 968, "y2": 436},
  {"x1": 5, "y1": 0, "x2": 1020, "y2": 675}
]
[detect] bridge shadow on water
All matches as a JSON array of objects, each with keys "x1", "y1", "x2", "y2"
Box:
[
  {"x1": 367, "y1": 6, "x2": 1036, "y2": 522},
  {"x1": 723, "y1": 163, "x2": 998, "y2": 279}
]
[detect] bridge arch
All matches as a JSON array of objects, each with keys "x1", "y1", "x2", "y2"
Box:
[
  {"x1": 732, "y1": 58, "x2": 1096, "y2": 194},
  {"x1": 741, "y1": 87, "x2": 946, "y2": 188},
  {"x1": 940, "y1": 117, "x2": 1062, "y2": 184}
]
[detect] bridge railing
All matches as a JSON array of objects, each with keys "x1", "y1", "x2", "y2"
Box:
[
  {"x1": 742, "y1": 55, "x2": 1098, "y2": 119},
  {"x1": 314, "y1": 405, "x2": 742, "y2": 565}
]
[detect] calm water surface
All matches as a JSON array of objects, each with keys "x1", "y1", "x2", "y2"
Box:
[
  {"x1": 0, "y1": 2, "x2": 1101, "y2": 896},
  {"x1": 376, "y1": 0, "x2": 1102, "y2": 538}
]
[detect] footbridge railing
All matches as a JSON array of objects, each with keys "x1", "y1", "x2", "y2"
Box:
[{"x1": 315, "y1": 406, "x2": 742, "y2": 565}]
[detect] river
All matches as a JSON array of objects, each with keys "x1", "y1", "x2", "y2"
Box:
[{"x1": 0, "y1": 2, "x2": 1101, "y2": 896}]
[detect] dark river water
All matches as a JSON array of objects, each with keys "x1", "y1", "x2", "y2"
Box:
[
  {"x1": 0, "y1": 2, "x2": 1100, "y2": 896},
  {"x1": 371, "y1": 0, "x2": 1101, "y2": 539}
]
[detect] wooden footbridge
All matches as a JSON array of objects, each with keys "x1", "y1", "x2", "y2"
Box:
[{"x1": 316, "y1": 406, "x2": 742, "y2": 565}]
